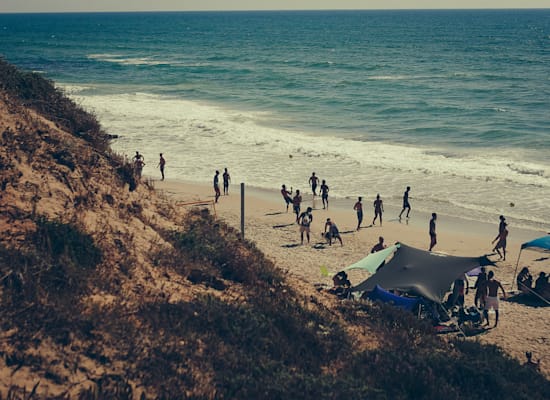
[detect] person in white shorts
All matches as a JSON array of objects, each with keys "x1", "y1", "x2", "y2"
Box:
[{"x1": 483, "y1": 271, "x2": 507, "y2": 328}]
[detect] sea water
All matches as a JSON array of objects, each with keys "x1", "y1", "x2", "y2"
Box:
[{"x1": 1, "y1": 10, "x2": 549, "y2": 232}]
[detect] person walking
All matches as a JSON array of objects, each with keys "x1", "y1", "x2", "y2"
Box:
[
  {"x1": 353, "y1": 197, "x2": 363, "y2": 231},
  {"x1": 429, "y1": 212, "x2": 437, "y2": 251},
  {"x1": 399, "y1": 186, "x2": 411, "y2": 219},
  {"x1": 372, "y1": 194, "x2": 384, "y2": 226},
  {"x1": 320, "y1": 180, "x2": 329, "y2": 209},
  {"x1": 492, "y1": 222, "x2": 508, "y2": 261},
  {"x1": 157, "y1": 153, "x2": 166, "y2": 181},
  {"x1": 309, "y1": 172, "x2": 319, "y2": 196}
]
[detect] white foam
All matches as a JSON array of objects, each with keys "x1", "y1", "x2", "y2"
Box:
[{"x1": 66, "y1": 87, "x2": 550, "y2": 231}]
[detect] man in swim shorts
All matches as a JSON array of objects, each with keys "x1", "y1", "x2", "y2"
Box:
[
  {"x1": 157, "y1": 153, "x2": 166, "y2": 181},
  {"x1": 492, "y1": 222, "x2": 508, "y2": 260},
  {"x1": 222, "y1": 167, "x2": 231, "y2": 195},
  {"x1": 320, "y1": 180, "x2": 329, "y2": 209},
  {"x1": 293, "y1": 190, "x2": 302, "y2": 222},
  {"x1": 399, "y1": 186, "x2": 411, "y2": 219},
  {"x1": 281, "y1": 184, "x2": 293, "y2": 212},
  {"x1": 299, "y1": 207, "x2": 313, "y2": 244},
  {"x1": 309, "y1": 172, "x2": 319, "y2": 196},
  {"x1": 353, "y1": 197, "x2": 363, "y2": 231},
  {"x1": 483, "y1": 271, "x2": 506, "y2": 328}
]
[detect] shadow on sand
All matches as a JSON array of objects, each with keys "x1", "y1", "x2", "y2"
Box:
[{"x1": 273, "y1": 223, "x2": 295, "y2": 229}]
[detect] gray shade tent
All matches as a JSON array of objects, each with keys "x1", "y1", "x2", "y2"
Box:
[{"x1": 351, "y1": 243, "x2": 494, "y2": 303}]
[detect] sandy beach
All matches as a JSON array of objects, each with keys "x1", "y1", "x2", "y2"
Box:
[{"x1": 154, "y1": 177, "x2": 549, "y2": 376}]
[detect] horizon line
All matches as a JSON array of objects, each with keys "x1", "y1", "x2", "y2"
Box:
[{"x1": 1, "y1": 7, "x2": 549, "y2": 15}]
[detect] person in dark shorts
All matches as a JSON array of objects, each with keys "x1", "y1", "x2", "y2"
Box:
[
  {"x1": 281, "y1": 184, "x2": 293, "y2": 212},
  {"x1": 213, "y1": 170, "x2": 221, "y2": 203},
  {"x1": 372, "y1": 194, "x2": 384, "y2": 226},
  {"x1": 399, "y1": 186, "x2": 411, "y2": 219},
  {"x1": 309, "y1": 172, "x2": 319, "y2": 196},
  {"x1": 222, "y1": 168, "x2": 231, "y2": 195},
  {"x1": 353, "y1": 196, "x2": 363, "y2": 231},
  {"x1": 429, "y1": 212, "x2": 437, "y2": 251},
  {"x1": 320, "y1": 180, "x2": 329, "y2": 209},
  {"x1": 292, "y1": 190, "x2": 302, "y2": 222},
  {"x1": 324, "y1": 218, "x2": 343, "y2": 246},
  {"x1": 157, "y1": 153, "x2": 166, "y2": 181}
]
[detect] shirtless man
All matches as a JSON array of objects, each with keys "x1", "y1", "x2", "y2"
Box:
[
  {"x1": 292, "y1": 190, "x2": 302, "y2": 222},
  {"x1": 157, "y1": 153, "x2": 166, "y2": 181},
  {"x1": 353, "y1": 197, "x2": 363, "y2": 231},
  {"x1": 399, "y1": 186, "x2": 411, "y2": 219},
  {"x1": 320, "y1": 180, "x2": 329, "y2": 209},
  {"x1": 309, "y1": 172, "x2": 319, "y2": 196},
  {"x1": 372, "y1": 194, "x2": 384, "y2": 226},
  {"x1": 299, "y1": 207, "x2": 313, "y2": 244},
  {"x1": 492, "y1": 223, "x2": 508, "y2": 260},
  {"x1": 483, "y1": 271, "x2": 507, "y2": 328},
  {"x1": 429, "y1": 213, "x2": 437, "y2": 251},
  {"x1": 222, "y1": 168, "x2": 231, "y2": 195},
  {"x1": 213, "y1": 170, "x2": 221, "y2": 203},
  {"x1": 281, "y1": 184, "x2": 293, "y2": 212}
]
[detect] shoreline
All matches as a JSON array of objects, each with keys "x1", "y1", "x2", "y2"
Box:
[{"x1": 158, "y1": 177, "x2": 545, "y2": 246}]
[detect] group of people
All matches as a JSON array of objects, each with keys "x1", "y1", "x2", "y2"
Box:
[
  {"x1": 213, "y1": 168, "x2": 231, "y2": 203},
  {"x1": 132, "y1": 151, "x2": 166, "y2": 181},
  {"x1": 517, "y1": 267, "x2": 550, "y2": 299}
]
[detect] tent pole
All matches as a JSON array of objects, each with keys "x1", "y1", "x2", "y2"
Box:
[
  {"x1": 518, "y1": 284, "x2": 550, "y2": 306},
  {"x1": 511, "y1": 249, "x2": 523, "y2": 292}
]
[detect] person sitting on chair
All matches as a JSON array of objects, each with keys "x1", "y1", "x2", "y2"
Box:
[{"x1": 517, "y1": 267, "x2": 533, "y2": 294}]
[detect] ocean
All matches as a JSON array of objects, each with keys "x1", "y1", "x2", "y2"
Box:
[{"x1": 1, "y1": 10, "x2": 549, "y2": 232}]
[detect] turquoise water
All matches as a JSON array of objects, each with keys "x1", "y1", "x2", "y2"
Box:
[{"x1": 1, "y1": 10, "x2": 549, "y2": 231}]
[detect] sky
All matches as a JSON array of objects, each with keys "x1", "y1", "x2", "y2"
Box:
[{"x1": 1, "y1": 0, "x2": 549, "y2": 13}]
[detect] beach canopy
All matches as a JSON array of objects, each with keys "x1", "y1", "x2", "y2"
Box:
[
  {"x1": 520, "y1": 236, "x2": 550, "y2": 252},
  {"x1": 351, "y1": 243, "x2": 494, "y2": 303},
  {"x1": 344, "y1": 244, "x2": 398, "y2": 273}
]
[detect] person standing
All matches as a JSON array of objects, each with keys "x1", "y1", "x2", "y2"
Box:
[
  {"x1": 429, "y1": 212, "x2": 437, "y2": 251},
  {"x1": 281, "y1": 184, "x2": 293, "y2": 212},
  {"x1": 353, "y1": 197, "x2": 363, "y2": 231},
  {"x1": 399, "y1": 186, "x2": 411, "y2": 219},
  {"x1": 320, "y1": 180, "x2": 329, "y2": 209},
  {"x1": 372, "y1": 194, "x2": 384, "y2": 226},
  {"x1": 157, "y1": 153, "x2": 166, "y2": 181},
  {"x1": 483, "y1": 271, "x2": 507, "y2": 328},
  {"x1": 223, "y1": 168, "x2": 231, "y2": 195},
  {"x1": 292, "y1": 190, "x2": 302, "y2": 222},
  {"x1": 474, "y1": 267, "x2": 488, "y2": 309},
  {"x1": 133, "y1": 151, "x2": 145, "y2": 179},
  {"x1": 213, "y1": 170, "x2": 221, "y2": 203},
  {"x1": 309, "y1": 172, "x2": 319, "y2": 196},
  {"x1": 492, "y1": 223, "x2": 508, "y2": 261},
  {"x1": 299, "y1": 207, "x2": 313, "y2": 244}
]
